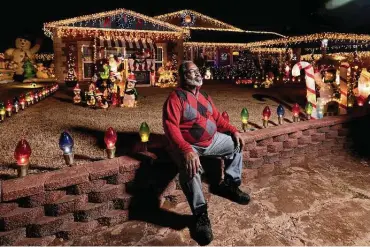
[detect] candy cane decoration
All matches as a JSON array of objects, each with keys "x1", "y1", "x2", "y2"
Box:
[
  {"x1": 292, "y1": 61, "x2": 317, "y2": 119},
  {"x1": 339, "y1": 62, "x2": 350, "y2": 114}
]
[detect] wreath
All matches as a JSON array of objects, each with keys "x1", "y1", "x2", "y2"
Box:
[{"x1": 181, "y1": 11, "x2": 195, "y2": 27}]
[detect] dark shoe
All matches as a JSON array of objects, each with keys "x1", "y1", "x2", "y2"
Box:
[
  {"x1": 217, "y1": 181, "x2": 250, "y2": 205},
  {"x1": 194, "y1": 210, "x2": 213, "y2": 245}
]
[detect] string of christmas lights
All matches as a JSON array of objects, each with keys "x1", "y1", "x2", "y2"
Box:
[
  {"x1": 44, "y1": 8, "x2": 184, "y2": 32},
  {"x1": 249, "y1": 48, "x2": 285, "y2": 53},
  {"x1": 0, "y1": 53, "x2": 54, "y2": 61},
  {"x1": 154, "y1": 9, "x2": 285, "y2": 37},
  {"x1": 154, "y1": 9, "x2": 243, "y2": 31},
  {"x1": 65, "y1": 44, "x2": 77, "y2": 82},
  {"x1": 244, "y1": 32, "x2": 370, "y2": 48},
  {"x1": 184, "y1": 42, "x2": 247, "y2": 49},
  {"x1": 49, "y1": 26, "x2": 186, "y2": 40},
  {"x1": 186, "y1": 27, "x2": 244, "y2": 32},
  {"x1": 300, "y1": 51, "x2": 370, "y2": 61},
  {"x1": 34, "y1": 53, "x2": 54, "y2": 61}
]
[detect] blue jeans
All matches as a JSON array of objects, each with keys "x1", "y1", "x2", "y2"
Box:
[{"x1": 169, "y1": 132, "x2": 243, "y2": 215}]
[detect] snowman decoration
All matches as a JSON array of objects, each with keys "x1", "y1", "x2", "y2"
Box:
[{"x1": 121, "y1": 73, "x2": 138, "y2": 108}]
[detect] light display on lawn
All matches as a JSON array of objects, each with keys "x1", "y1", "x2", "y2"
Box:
[
  {"x1": 104, "y1": 127, "x2": 117, "y2": 159},
  {"x1": 0, "y1": 84, "x2": 58, "y2": 123}
]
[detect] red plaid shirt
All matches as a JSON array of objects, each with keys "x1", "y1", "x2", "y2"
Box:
[{"x1": 163, "y1": 87, "x2": 238, "y2": 154}]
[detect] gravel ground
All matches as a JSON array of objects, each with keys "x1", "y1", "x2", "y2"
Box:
[{"x1": 0, "y1": 81, "x2": 306, "y2": 179}]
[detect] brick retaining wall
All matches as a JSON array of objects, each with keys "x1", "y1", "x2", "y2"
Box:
[{"x1": 0, "y1": 114, "x2": 367, "y2": 245}]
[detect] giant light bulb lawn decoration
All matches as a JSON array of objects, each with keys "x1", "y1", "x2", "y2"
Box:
[
  {"x1": 20, "y1": 95, "x2": 26, "y2": 110},
  {"x1": 104, "y1": 127, "x2": 117, "y2": 159},
  {"x1": 0, "y1": 102, "x2": 5, "y2": 122},
  {"x1": 305, "y1": 102, "x2": 313, "y2": 120},
  {"x1": 292, "y1": 61, "x2": 317, "y2": 119},
  {"x1": 59, "y1": 131, "x2": 74, "y2": 166},
  {"x1": 292, "y1": 103, "x2": 301, "y2": 122},
  {"x1": 139, "y1": 122, "x2": 150, "y2": 143},
  {"x1": 139, "y1": 122, "x2": 150, "y2": 152},
  {"x1": 277, "y1": 105, "x2": 285, "y2": 125},
  {"x1": 25, "y1": 93, "x2": 31, "y2": 106},
  {"x1": 262, "y1": 106, "x2": 271, "y2": 128},
  {"x1": 13, "y1": 97, "x2": 19, "y2": 113},
  {"x1": 241, "y1": 108, "x2": 249, "y2": 132},
  {"x1": 34, "y1": 91, "x2": 39, "y2": 103},
  {"x1": 14, "y1": 139, "x2": 32, "y2": 177},
  {"x1": 5, "y1": 100, "x2": 12, "y2": 117}
]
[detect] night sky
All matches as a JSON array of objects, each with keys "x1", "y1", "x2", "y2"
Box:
[{"x1": 0, "y1": 0, "x2": 369, "y2": 53}]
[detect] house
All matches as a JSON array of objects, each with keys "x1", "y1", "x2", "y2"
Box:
[
  {"x1": 43, "y1": 8, "x2": 284, "y2": 85},
  {"x1": 154, "y1": 10, "x2": 284, "y2": 67}
]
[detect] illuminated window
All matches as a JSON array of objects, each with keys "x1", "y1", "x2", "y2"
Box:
[{"x1": 155, "y1": 47, "x2": 163, "y2": 70}]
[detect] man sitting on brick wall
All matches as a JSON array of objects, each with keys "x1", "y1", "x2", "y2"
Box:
[{"x1": 162, "y1": 60, "x2": 250, "y2": 245}]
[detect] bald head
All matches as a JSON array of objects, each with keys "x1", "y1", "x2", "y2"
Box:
[{"x1": 178, "y1": 61, "x2": 203, "y2": 87}]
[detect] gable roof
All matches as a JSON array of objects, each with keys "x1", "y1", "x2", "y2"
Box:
[
  {"x1": 43, "y1": 8, "x2": 187, "y2": 38},
  {"x1": 154, "y1": 9, "x2": 244, "y2": 32}
]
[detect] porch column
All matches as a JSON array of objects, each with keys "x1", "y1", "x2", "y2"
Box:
[
  {"x1": 190, "y1": 46, "x2": 194, "y2": 62},
  {"x1": 53, "y1": 31, "x2": 65, "y2": 82},
  {"x1": 176, "y1": 37, "x2": 184, "y2": 67}
]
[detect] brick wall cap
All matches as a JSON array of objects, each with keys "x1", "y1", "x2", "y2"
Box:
[{"x1": 2, "y1": 173, "x2": 49, "y2": 202}]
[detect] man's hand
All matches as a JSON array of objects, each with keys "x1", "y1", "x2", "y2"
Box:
[
  {"x1": 184, "y1": 152, "x2": 201, "y2": 178},
  {"x1": 232, "y1": 131, "x2": 245, "y2": 152}
]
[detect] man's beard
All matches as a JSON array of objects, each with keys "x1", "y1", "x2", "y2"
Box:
[{"x1": 185, "y1": 76, "x2": 203, "y2": 87}]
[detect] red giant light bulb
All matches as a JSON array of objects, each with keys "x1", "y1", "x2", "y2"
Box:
[
  {"x1": 104, "y1": 127, "x2": 117, "y2": 149},
  {"x1": 221, "y1": 111, "x2": 229, "y2": 122},
  {"x1": 262, "y1": 106, "x2": 271, "y2": 120},
  {"x1": 292, "y1": 103, "x2": 300, "y2": 117},
  {"x1": 14, "y1": 139, "x2": 32, "y2": 166},
  {"x1": 6, "y1": 100, "x2": 12, "y2": 111}
]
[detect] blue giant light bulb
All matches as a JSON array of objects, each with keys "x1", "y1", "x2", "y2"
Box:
[
  {"x1": 59, "y1": 131, "x2": 74, "y2": 154},
  {"x1": 277, "y1": 105, "x2": 285, "y2": 117},
  {"x1": 13, "y1": 97, "x2": 19, "y2": 105}
]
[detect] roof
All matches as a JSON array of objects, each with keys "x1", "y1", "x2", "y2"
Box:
[
  {"x1": 244, "y1": 32, "x2": 370, "y2": 48},
  {"x1": 154, "y1": 9, "x2": 243, "y2": 32},
  {"x1": 154, "y1": 9, "x2": 285, "y2": 39},
  {"x1": 43, "y1": 8, "x2": 188, "y2": 39}
]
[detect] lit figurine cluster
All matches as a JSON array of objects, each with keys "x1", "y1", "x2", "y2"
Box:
[{"x1": 0, "y1": 83, "x2": 58, "y2": 123}]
